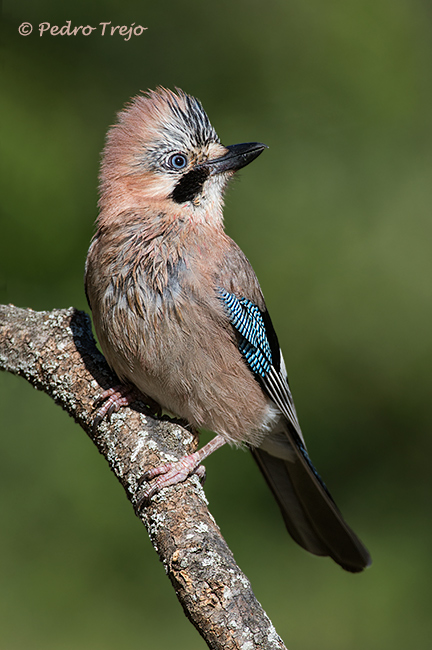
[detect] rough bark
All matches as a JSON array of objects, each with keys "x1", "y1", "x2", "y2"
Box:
[{"x1": 0, "y1": 304, "x2": 287, "y2": 650}]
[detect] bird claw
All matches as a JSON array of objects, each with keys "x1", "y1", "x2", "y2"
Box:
[
  {"x1": 136, "y1": 455, "x2": 206, "y2": 510},
  {"x1": 136, "y1": 435, "x2": 227, "y2": 510},
  {"x1": 92, "y1": 384, "x2": 162, "y2": 431},
  {"x1": 194, "y1": 464, "x2": 207, "y2": 484},
  {"x1": 92, "y1": 385, "x2": 136, "y2": 430}
]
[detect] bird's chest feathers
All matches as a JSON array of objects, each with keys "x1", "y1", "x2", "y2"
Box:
[{"x1": 102, "y1": 221, "x2": 216, "y2": 323}]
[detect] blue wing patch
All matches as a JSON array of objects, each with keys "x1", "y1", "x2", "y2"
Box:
[
  {"x1": 218, "y1": 288, "x2": 272, "y2": 378},
  {"x1": 218, "y1": 290, "x2": 327, "y2": 490},
  {"x1": 218, "y1": 288, "x2": 307, "y2": 443}
]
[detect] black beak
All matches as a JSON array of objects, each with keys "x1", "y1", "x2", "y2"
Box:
[{"x1": 204, "y1": 142, "x2": 268, "y2": 174}]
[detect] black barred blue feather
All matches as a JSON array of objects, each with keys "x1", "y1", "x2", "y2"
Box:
[
  {"x1": 217, "y1": 288, "x2": 272, "y2": 378},
  {"x1": 218, "y1": 287, "x2": 304, "y2": 440}
]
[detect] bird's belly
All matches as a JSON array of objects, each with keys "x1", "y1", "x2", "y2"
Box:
[{"x1": 95, "y1": 291, "x2": 277, "y2": 447}]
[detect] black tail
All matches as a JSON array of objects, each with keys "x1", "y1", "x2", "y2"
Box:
[{"x1": 251, "y1": 446, "x2": 371, "y2": 573}]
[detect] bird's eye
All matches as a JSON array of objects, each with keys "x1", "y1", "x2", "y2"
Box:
[{"x1": 168, "y1": 153, "x2": 188, "y2": 170}]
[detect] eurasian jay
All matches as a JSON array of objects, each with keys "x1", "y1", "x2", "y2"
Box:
[{"x1": 85, "y1": 87, "x2": 371, "y2": 572}]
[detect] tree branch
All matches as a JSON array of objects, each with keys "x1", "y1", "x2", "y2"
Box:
[{"x1": 0, "y1": 304, "x2": 287, "y2": 650}]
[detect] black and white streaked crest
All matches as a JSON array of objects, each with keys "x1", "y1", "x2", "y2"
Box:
[
  {"x1": 165, "y1": 88, "x2": 220, "y2": 149},
  {"x1": 144, "y1": 88, "x2": 220, "y2": 170}
]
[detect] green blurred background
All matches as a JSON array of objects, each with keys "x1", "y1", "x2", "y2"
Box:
[{"x1": 1, "y1": 1, "x2": 432, "y2": 648}]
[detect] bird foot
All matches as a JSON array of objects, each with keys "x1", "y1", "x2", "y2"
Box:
[
  {"x1": 92, "y1": 384, "x2": 161, "y2": 430},
  {"x1": 136, "y1": 453, "x2": 207, "y2": 508},
  {"x1": 136, "y1": 434, "x2": 227, "y2": 509}
]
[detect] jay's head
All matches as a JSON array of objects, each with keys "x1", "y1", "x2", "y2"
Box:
[{"x1": 99, "y1": 87, "x2": 267, "y2": 225}]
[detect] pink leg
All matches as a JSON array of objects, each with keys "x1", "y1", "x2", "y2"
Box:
[
  {"x1": 93, "y1": 384, "x2": 160, "y2": 429},
  {"x1": 137, "y1": 434, "x2": 226, "y2": 505}
]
